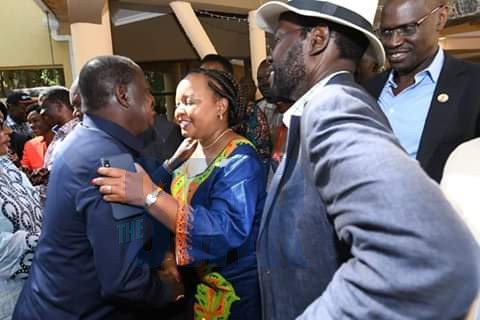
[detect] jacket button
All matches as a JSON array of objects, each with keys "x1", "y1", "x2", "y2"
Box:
[{"x1": 265, "y1": 270, "x2": 271, "y2": 275}]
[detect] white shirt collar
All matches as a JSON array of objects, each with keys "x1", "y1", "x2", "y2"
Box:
[{"x1": 282, "y1": 71, "x2": 351, "y2": 128}]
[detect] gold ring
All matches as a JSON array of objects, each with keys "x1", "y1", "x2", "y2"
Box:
[{"x1": 107, "y1": 185, "x2": 112, "y2": 194}]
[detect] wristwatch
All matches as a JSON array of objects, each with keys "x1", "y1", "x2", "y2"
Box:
[{"x1": 144, "y1": 186, "x2": 163, "y2": 208}]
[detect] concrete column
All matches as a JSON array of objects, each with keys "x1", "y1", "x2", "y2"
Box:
[
  {"x1": 169, "y1": 1, "x2": 217, "y2": 59},
  {"x1": 248, "y1": 10, "x2": 267, "y2": 99},
  {"x1": 70, "y1": 0, "x2": 113, "y2": 74}
]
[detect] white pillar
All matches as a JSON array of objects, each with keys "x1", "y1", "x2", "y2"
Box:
[
  {"x1": 169, "y1": 1, "x2": 217, "y2": 59},
  {"x1": 70, "y1": 0, "x2": 113, "y2": 74},
  {"x1": 248, "y1": 10, "x2": 267, "y2": 85}
]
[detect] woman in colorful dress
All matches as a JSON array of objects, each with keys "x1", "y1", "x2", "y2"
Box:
[
  {"x1": 94, "y1": 69, "x2": 266, "y2": 320},
  {"x1": 0, "y1": 115, "x2": 43, "y2": 319}
]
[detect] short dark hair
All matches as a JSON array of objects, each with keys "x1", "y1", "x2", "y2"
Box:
[
  {"x1": 200, "y1": 54, "x2": 234, "y2": 74},
  {"x1": 79, "y1": 55, "x2": 139, "y2": 112},
  {"x1": 281, "y1": 12, "x2": 369, "y2": 64},
  {"x1": 42, "y1": 87, "x2": 73, "y2": 111},
  {"x1": 26, "y1": 103, "x2": 41, "y2": 116},
  {"x1": 0, "y1": 101, "x2": 7, "y2": 120},
  {"x1": 185, "y1": 69, "x2": 243, "y2": 127}
]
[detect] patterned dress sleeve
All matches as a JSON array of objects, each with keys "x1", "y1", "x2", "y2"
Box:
[
  {"x1": 175, "y1": 147, "x2": 265, "y2": 266},
  {"x1": 0, "y1": 227, "x2": 39, "y2": 279},
  {"x1": 0, "y1": 157, "x2": 43, "y2": 279}
]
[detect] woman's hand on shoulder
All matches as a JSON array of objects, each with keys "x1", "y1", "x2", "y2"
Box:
[{"x1": 165, "y1": 138, "x2": 197, "y2": 171}]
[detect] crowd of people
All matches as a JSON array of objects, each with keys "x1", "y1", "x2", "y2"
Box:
[{"x1": 1, "y1": 0, "x2": 479, "y2": 319}]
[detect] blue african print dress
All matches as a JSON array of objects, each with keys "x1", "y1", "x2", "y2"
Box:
[{"x1": 157, "y1": 137, "x2": 266, "y2": 320}]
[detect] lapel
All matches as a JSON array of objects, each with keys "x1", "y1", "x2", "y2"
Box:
[
  {"x1": 259, "y1": 115, "x2": 301, "y2": 236},
  {"x1": 258, "y1": 72, "x2": 357, "y2": 236},
  {"x1": 416, "y1": 55, "x2": 468, "y2": 167}
]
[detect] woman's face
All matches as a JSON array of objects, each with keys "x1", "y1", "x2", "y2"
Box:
[
  {"x1": 174, "y1": 74, "x2": 226, "y2": 140},
  {"x1": 0, "y1": 114, "x2": 12, "y2": 156}
]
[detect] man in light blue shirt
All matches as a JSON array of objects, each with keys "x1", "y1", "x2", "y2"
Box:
[
  {"x1": 378, "y1": 48, "x2": 444, "y2": 158},
  {"x1": 365, "y1": 0, "x2": 480, "y2": 182}
]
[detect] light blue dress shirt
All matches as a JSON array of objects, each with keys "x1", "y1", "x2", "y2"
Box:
[{"x1": 378, "y1": 48, "x2": 445, "y2": 158}]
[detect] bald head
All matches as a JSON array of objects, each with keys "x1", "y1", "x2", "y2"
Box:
[{"x1": 79, "y1": 55, "x2": 140, "y2": 112}]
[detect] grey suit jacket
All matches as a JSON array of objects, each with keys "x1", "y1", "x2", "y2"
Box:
[{"x1": 257, "y1": 73, "x2": 479, "y2": 320}]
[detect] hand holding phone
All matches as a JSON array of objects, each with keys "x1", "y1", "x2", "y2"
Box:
[{"x1": 100, "y1": 154, "x2": 144, "y2": 220}]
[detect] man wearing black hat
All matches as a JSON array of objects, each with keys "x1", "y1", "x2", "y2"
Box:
[
  {"x1": 255, "y1": 1, "x2": 479, "y2": 319},
  {"x1": 6, "y1": 91, "x2": 33, "y2": 137}
]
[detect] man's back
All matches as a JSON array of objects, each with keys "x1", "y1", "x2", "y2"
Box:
[{"x1": 14, "y1": 115, "x2": 170, "y2": 320}]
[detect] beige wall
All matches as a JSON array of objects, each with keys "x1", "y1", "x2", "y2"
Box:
[{"x1": 0, "y1": 0, "x2": 73, "y2": 86}]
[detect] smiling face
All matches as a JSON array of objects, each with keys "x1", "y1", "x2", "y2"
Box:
[
  {"x1": 174, "y1": 73, "x2": 226, "y2": 140},
  {"x1": 27, "y1": 111, "x2": 52, "y2": 137},
  {"x1": 380, "y1": 0, "x2": 447, "y2": 76}
]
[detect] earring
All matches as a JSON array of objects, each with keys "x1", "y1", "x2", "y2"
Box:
[{"x1": 218, "y1": 113, "x2": 224, "y2": 120}]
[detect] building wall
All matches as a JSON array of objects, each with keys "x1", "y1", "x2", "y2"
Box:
[{"x1": 0, "y1": 0, "x2": 73, "y2": 86}]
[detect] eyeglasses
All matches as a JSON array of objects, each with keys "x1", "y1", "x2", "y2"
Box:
[{"x1": 377, "y1": 5, "x2": 444, "y2": 40}]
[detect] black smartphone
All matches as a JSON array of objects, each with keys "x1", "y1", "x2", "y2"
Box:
[{"x1": 100, "y1": 153, "x2": 144, "y2": 220}]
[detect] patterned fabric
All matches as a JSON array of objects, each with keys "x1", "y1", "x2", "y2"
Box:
[
  {"x1": 257, "y1": 99, "x2": 283, "y2": 140},
  {"x1": 194, "y1": 270, "x2": 240, "y2": 320},
  {"x1": 170, "y1": 137, "x2": 264, "y2": 320},
  {"x1": 7, "y1": 149, "x2": 48, "y2": 206},
  {"x1": 235, "y1": 102, "x2": 271, "y2": 165},
  {"x1": 0, "y1": 156, "x2": 43, "y2": 319},
  {"x1": 43, "y1": 118, "x2": 80, "y2": 170},
  {"x1": 172, "y1": 138, "x2": 253, "y2": 266}
]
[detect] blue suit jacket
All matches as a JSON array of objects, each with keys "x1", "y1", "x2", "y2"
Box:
[
  {"x1": 14, "y1": 115, "x2": 170, "y2": 320},
  {"x1": 257, "y1": 73, "x2": 479, "y2": 320}
]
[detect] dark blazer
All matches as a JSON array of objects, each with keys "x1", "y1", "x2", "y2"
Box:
[
  {"x1": 364, "y1": 54, "x2": 480, "y2": 182},
  {"x1": 257, "y1": 73, "x2": 479, "y2": 319},
  {"x1": 142, "y1": 114, "x2": 183, "y2": 163}
]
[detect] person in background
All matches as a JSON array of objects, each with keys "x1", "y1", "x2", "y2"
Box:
[
  {"x1": 5, "y1": 92, "x2": 33, "y2": 138},
  {"x1": 0, "y1": 102, "x2": 28, "y2": 164},
  {"x1": 200, "y1": 54, "x2": 234, "y2": 74},
  {"x1": 255, "y1": 0, "x2": 479, "y2": 318},
  {"x1": 365, "y1": 0, "x2": 480, "y2": 182},
  {"x1": 355, "y1": 46, "x2": 382, "y2": 85},
  {"x1": 142, "y1": 103, "x2": 183, "y2": 164},
  {"x1": 69, "y1": 76, "x2": 83, "y2": 120},
  {"x1": 256, "y1": 59, "x2": 293, "y2": 172},
  {"x1": 39, "y1": 87, "x2": 79, "y2": 170},
  {"x1": 20, "y1": 104, "x2": 54, "y2": 171},
  {"x1": 14, "y1": 55, "x2": 178, "y2": 320},
  {"x1": 256, "y1": 59, "x2": 283, "y2": 136},
  {"x1": 94, "y1": 69, "x2": 266, "y2": 320},
  {"x1": 0, "y1": 116, "x2": 43, "y2": 320}
]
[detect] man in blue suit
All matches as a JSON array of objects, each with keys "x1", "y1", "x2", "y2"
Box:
[
  {"x1": 255, "y1": 1, "x2": 479, "y2": 319},
  {"x1": 14, "y1": 55, "x2": 176, "y2": 319}
]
